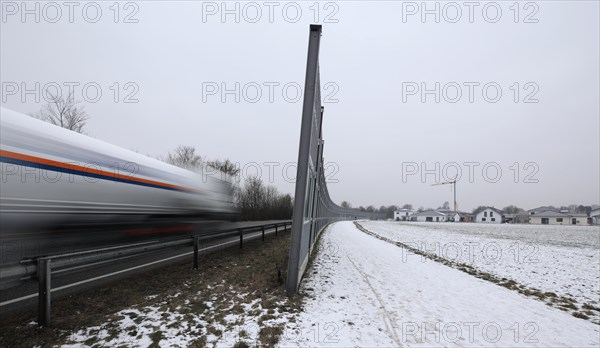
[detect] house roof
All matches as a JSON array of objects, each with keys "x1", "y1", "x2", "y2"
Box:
[
  {"x1": 532, "y1": 210, "x2": 570, "y2": 217},
  {"x1": 413, "y1": 210, "x2": 446, "y2": 217},
  {"x1": 477, "y1": 207, "x2": 504, "y2": 216},
  {"x1": 528, "y1": 206, "x2": 559, "y2": 214},
  {"x1": 436, "y1": 209, "x2": 455, "y2": 214}
]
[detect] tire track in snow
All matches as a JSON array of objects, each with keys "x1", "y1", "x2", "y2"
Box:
[{"x1": 346, "y1": 254, "x2": 403, "y2": 347}]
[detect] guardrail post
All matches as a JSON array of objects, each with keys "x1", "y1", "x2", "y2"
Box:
[
  {"x1": 239, "y1": 229, "x2": 243, "y2": 249},
  {"x1": 37, "y1": 257, "x2": 51, "y2": 327},
  {"x1": 193, "y1": 235, "x2": 199, "y2": 269},
  {"x1": 262, "y1": 226, "x2": 265, "y2": 241},
  {"x1": 275, "y1": 224, "x2": 278, "y2": 236}
]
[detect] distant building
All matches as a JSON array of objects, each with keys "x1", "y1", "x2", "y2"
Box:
[
  {"x1": 591, "y1": 208, "x2": 600, "y2": 225},
  {"x1": 394, "y1": 209, "x2": 414, "y2": 221},
  {"x1": 528, "y1": 210, "x2": 590, "y2": 225},
  {"x1": 475, "y1": 207, "x2": 504, "y2": 223},
  {"x1": 528, "y1": 210, "x2": 570, "y2": 225},
  {"x1": 503, "y1": 213, "x2": 516, "y2": 223},
  {"x1": 453, "y1": 212, "x2": 474, "y2": 222},
  {"x1": 515, "y1": 212, "x2": 531, "y2": 224},
  {"x1": 411, "y1": 210, "x2": 447, "y2": 222}
]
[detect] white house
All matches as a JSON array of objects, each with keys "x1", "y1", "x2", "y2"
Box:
[
  {"x1": 591, "y1": 208, "x2": 600, "y2": 225},
  {"x1": 528, "y1": 210, "x2": 590, "y2": 225},
  {"x1": 475, "y1": 207, "x2": 504, "y2": 223},
  {"x1": 394, "y1": 209, "x2": 414, "y2": 221},
  {"x1": 411, "y1": 210, "x2": 447, "y2": 222},
  {"x1": 528, "y1": 210, "x2": 570, "y2": 225}
]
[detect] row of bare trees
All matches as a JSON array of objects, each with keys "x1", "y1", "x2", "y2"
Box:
[
  {"x1": 164, "y1": 145, "x2": 292, "y2": 221},
  {"x1": 341, "y1": 201, "x2": 401, "y2": 219},
  {"x1": 236, "y1": 176, "x2": 293, "y2": 221}
]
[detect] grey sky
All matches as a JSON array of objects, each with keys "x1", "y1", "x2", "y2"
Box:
[{"x1": 1, "y1": 1, "x2": 599, "y2": 211}]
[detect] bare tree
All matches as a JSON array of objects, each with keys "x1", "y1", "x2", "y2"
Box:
[
  {"x1": 31, "y1": 92, "x2": 89, "y2": 133},
  {"x1": 235, "y1": 175, "x2": 293, "y2": 220},
  {"x1": 165, "y1": 145, "x2": 202, "y2": 170},
  {"x1": 238, "y1": 176, "x2": 266, "y2": 220},
  {"x1": 206, "y1": 159, "x2": 240, "y2": 177},
  {"x1": 382, "y1": 205, "x2": 399, "y2": 219},
  {"x1": 274, "y1": 193, "x2": 293, "y2": 219},
  {"x1": 575, "y1": 205, "x2": 592, "y2": 214},
  {"x1": 205, "y1": 158, "x2": 242, "y2": 205},
  {"x1": 502, "y1": 205, "x2": 524, "y2": 214},
  {"x1": 341, "y1": 201, "x2": 352, "y2": 209}
]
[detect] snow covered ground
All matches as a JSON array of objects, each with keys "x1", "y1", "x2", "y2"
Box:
[
  {"x1": 57, "y1": 221, "x2": 599, "y2": 347},
  {"x1": 358, "y1": 221, "x2": 600, "y2": 322},
  {"x1": 284, "y1": 221, "x2": 600, "y2": 347},
  {"x1": 63, "y1": 284, "x2": 293, "y2": 347}
]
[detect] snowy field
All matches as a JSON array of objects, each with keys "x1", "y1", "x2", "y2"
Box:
[
  {"x1": 285, "y1": 221, "x2": 600, "y2": 347},
  {"x1": 358, "y1": 221, "x2": 600, "y2": 322}
]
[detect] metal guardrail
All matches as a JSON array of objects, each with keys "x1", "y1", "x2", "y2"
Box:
[
  {"x1": 286, "y1": 25, "x2": 385, "y2": 296},
  {"x1": 1, "y1": 220, "x2": 290, "y2": 326}
]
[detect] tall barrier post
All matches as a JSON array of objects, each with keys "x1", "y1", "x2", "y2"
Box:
[{"x1": 286, "y1": 25, "x2": 322, "y2": 296}]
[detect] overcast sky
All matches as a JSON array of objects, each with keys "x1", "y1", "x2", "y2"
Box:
[{"x1": 1, "y1": 1, "x2": 599, "y2": 211}]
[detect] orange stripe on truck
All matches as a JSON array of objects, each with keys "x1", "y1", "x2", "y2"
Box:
[{"x1": 0, "y1": 149, "x2": 196, "y2": 193}]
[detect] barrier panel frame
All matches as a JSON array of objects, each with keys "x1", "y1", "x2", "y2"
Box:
[{"x1": 286, "y1": 25, "x2": 384, "y2": 296}]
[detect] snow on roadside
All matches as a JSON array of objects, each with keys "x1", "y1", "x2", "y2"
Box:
[
  {"x1": 359, "y1": 221, "x2": 600, "y2": 323},
  {"x1": 282, "y1": 221, "x2": 600, "y2": 347},
  {"x1": 62, "y1": 282, "x2": 293, "y2": 347}
]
